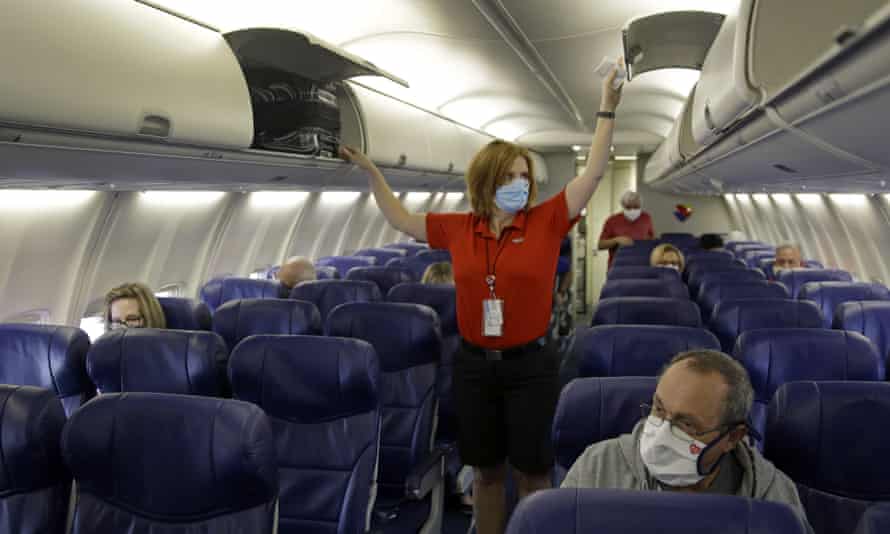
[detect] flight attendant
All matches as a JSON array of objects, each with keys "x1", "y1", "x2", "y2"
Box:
[{"x1": 341, "y1": 66, "x2": 623, "y2": 534}]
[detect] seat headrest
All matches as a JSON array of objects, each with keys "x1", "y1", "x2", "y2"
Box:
[
  {"x1": 345, "y1": 266, "x2": 413, "y2": 294},
  {"x1": 415, "y1": 249, "x2": 452, "y2": 262},
  {"x1": 710, "y1": 299, "x2": 823, "y2": 351},
  {"x1": 384, "y1": 242, "x2": 429, "y2": 256},
  {"x1": 696, "y1": 270, "x2": 767, "y2": 289},
  {"x1": 687, "y1": 263, "x2": 749, "y2": 286},
  {"x1": 87, "y1": 329, "x2": 228, "y2": 396},
  {"x1": 387, "y1": 283, "x2": 457, "y2": 335},
  {"x1": 157, "y1": 297, "x2": 212, "y2": 331},
  {"x1": 230, "y1": 335, "x2": 379, "y2": 422},
  {"x1": 745, "y1": 252, "x2": 776, "y2": 268},
  {"x1": 855, "y1": 503, "x2": 890, "y2": 534},
  {"x1": 63, "y1": 393, "x2": 278, "y2": 518},
  {"x1": 507, "y1": 488, "x2": 810, "y2": 534},
  {"x1": 386, "y1": 256, "x2": 443, "y2": 281},
  {"x1": 799, "y1": 282, "x2": 890, "y2": 328},
  {"x1": 735, "y1": 329, "x2": 884, "y2": 403},
  {"x1": 726, "y1": 241, "x2": 765, "y2": 252},
  {"x1": 0, "y1": 385, "x2": 69, "y2": 494},
  {"x1": 767, "y1": 381, "x2": 890, "y2": 499},
  {"x1": 212, "y1": 298, "x2": 321, "y2": 351},
  {"x1": 315, "y1": 266, "x2": 340, "y2": 280},
  {"x1": 776, "y1": 268, "x2": 853, "y2": 298},
  {"x1": 600, "y1": 279, "x2": 689, "y2": 300},
  {"x1": 353, "y1": 248, "x2": 407, "y2": 265},
  {"x1": 686, "y1": 250, "x2": 734, "y2": 262},
  {"x1": 0, "y1": 323, "x2": 92, "y2": 404},
  {"x1": 200, "y1": 278, "x2": 284, "y2": 312},
  {"x1": 592, "y1": 298, "x2": 702, "y2": 327},
  {"x1": 578, "y1": 325, "x2": 719, "y2": 377},
  {"x1": 834, "y1": 301, "x2": 890, "y2": 362},
  {"x1": 289, "y1": 280, "x2": 382, "y2": 321},
  {"x1": 316, "y1": 256, "x2": 377, "y2": 276},
  {"x1": 698, "y1": 281, "x2": 790, "y2": 316},
  {"x1": 326, "y1": 302, "x2": 441, "y2": 371},
  {"x1": 609, "y1": 256, "x2": 650, "y2": 268},
  {"x1": 552, "y1": 377, "x2": 655, "y2": 471},
  {"x1": 606, "y1": 266, "x2": 681, "y2": 281}
]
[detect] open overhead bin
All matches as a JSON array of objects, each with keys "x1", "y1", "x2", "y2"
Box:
[{"x1": 622, "y1": 11, "x2": 724, "y2": 79}]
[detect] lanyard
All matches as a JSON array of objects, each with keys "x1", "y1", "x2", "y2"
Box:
[{"x1": 484, "y1": 229, "x2": 512, "y2": 298}]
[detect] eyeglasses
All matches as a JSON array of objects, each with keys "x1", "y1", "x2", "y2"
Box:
[
  {"x1": 640, "y1": 403, "x2": 727, "y2": 442},
  {"x1": 109, "y1": 315, "x2": 145, "y2": 330}
]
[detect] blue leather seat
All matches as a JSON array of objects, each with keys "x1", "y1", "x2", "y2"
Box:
[
  {"x1": 763, "y1": 261, "x2": 825, "y2": 280},
  {"x1": 158, "y1": 297, "x2": 212, "y2": 331},
  {"x1": 686, "y1": 254, "x2": 739, "y2": 272},
  {"x1": 0, "y1": 324, "x2": 93, "y2": 416},
  {"x1": 385, "y1": 256, "x2": 442, "y2": 282},
  {"x1": 747, "y1": 252, "x2": 776, "y2": 269},
  {"x1": 62, "y1": 393, "x2": 279, "y2": 533},
  {"x1": 317, "y1": 256, "x2": 377, "y2": 278},
  {"x1": 599, "y1": 279, "x2": 689, "y2": 300},
  {"x1": 686, "y1": 250, "x2": 735, "y2": 263},
  {"x1": 686, "y1": 262, "x2": 750, "y2": 294},
  {"x1": 799, "y1": 282, "x2": 890, "y2": 328},
  {"x1": 354, "y1": 247, "x2": 407, "y2": 265},
  {"x1": 506, "y1": 488, "x2": 810, "y2": 534},
  {"x1": 734, "y1": 329, "x2": 883, "y2": 442},
  {"x1": 726, "y1": 241, "x2": 766, "y2": 253},
  {"x1": 87, "y1": 329, "x2": 229, "y2": 396},
  {"x1": 212, "y1": 298, "x2": 321, "y2": 351},
  {"x1": 734, "y1": 244, "x2": 774, "y2": 259},
  {"x1": 834, "y1": 301, "x2": 890, "y2": 370},
  {"x1": 384, "y1": 242, "x2": 429, "y2": 257},
  {"x1": 776, "y1": 268, "x2": 854, "y2": 298},
  {"x1": 710, "y1": 299, "x2": 823, "y2": 351},
  {"x1": 609, "y1": 255, "x2": 651, "y2": 268},
  {"x1": 230, "y1": 336, "x2": 380, "y2": 534},
  {"x1": 741, "y1": 247, "x2": 775, "y2": 263},
  {"x1": 592, "y1": 297, "x2": 702, "y2": 327},
  {"x1": 855, "y1": 504, "x2": 890, "y2": 534},
  {"x1": 577, "y1": 325, "x2": 719, "y2": 377},
  {"x1": 326, "y1": 302, "x2": 443, "y2": 534},
  {"x1": 290, "y1": 280, "x2": 383, "y2": 323},
  {"x1": 606, "y1": 266, "x2": 681, "y2": 281},
  {"x1": 697, "y1": 281, "x2": 790, "y2": 320},
  {"x1": 200, "y1": 277, "x2": 285, "y2": 312},
  {"x1": 0, "y1": 385, "x2": 70, "y2": 534},
  {"x1": 691, "y1": 269, "x2": 767, "y2": 299},
  {"x1": 316, "y1": 266, "x2": 340, "y2": 280},
  {"x1": 766, "y1": 382, "x2": 890, "y2": 534},
  {"x1": 551, "y1": 377, "x2": 655, "y2": 484},
  {"x1": 415, "y1": 249, "x2": 452, "y2": 262},
  {"x1": 614, "y1": 241, "x2": 660, "y2": 256},
  {"x1": 346, "y1": 266, "x2": 413, "y2": 295},
  {"x1": 387, "y1": 283, "x2": 458, "y2": 441}
]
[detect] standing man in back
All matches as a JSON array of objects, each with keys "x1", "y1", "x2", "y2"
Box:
[{"x1": 598, "y1": 191, "x2": 655, "y2": 267}]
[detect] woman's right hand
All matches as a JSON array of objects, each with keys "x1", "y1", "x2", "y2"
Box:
[{"x1": 339, "y1": 145, "x2": 377, "y2": 172}]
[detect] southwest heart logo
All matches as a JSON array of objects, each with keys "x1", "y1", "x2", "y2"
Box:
[
  {"x1": 689, "y1": 443, "x2": 702, "y2": 455},
  {"x1": 674, "y1": 204, "x2": 694, "y2": 222}
]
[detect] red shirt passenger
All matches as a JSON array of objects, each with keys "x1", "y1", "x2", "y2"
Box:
[{"x1": 598, "y1": 190, "x2": 655, "y2": 267}]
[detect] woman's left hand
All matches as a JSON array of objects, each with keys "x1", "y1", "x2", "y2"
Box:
[{"x1": 600, "y1": 57, "x2": 624, "y2": 112}]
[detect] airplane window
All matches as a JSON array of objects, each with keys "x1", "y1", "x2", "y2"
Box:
[{"x1": 79, "y1": 315, "x2": 105, "y2": 342}]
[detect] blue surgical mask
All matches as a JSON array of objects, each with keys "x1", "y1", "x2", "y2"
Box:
[{"x1": 495, "y1": 178, "x2": 530, "y2": 214}]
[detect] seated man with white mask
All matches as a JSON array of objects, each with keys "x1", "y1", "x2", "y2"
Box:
[
  {"x1": 597, "y1": 190, "x2": 654, "y2": 268},
  {"x1": 562, "y1": 350, "x2": 810, "y2": 529}
]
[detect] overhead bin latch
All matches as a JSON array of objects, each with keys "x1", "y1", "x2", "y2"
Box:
[{"x1": 139, "y1": 114, "x2": 172, "y2": 138}]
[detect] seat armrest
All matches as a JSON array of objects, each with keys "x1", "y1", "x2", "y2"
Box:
[{"x1": 405, "y1": 445, "x2": 449, "y2": 500}]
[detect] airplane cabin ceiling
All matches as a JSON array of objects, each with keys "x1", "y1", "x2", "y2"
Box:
[{"x1": 150, "y1": 0, "x2": 741, "y2": 154}]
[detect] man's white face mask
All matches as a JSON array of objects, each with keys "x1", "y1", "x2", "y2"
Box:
[
  {"x1": 639, "y1": 416, "x2": 724, "y2": 487},
  {"x1": 624, "y1": 208, "x2": 642, "y2": 222}
]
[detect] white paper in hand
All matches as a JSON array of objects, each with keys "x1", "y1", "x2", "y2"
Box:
[{"x1": 595, "y1": 56, "x2": 626, "y2": 90}]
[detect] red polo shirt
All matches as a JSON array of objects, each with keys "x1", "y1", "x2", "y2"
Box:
[
  {"x1": 599, "y1": 211, "x2": 655, "y2": 266},
  {"x1": 426, "y1": 190, "x2": 577, "y2": 349}
]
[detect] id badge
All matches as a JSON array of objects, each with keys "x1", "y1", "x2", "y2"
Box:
[{"x1": 483, "y1": 299, "x2": 504, "y2": 337}]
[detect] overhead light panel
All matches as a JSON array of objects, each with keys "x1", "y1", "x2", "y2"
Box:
[
  {"x1": 0, "y1": 190, "x2": 96, "y2": 209},
  {"x1": 830, "y1": 193, "x2": 867, "y2": 206},
  {"x1": 140, "y1": 191, "x2": 225, "y2": 205},
  {"x1": 614, "y1": 156, "x2": 637, "y2": 161},
  {"x1": 249, "y1": 191, "x2": 309, "y2": 208},
  {"x1": 571, "y1": 145, "x2": 582, "y2": 152},
  {"x1": 320, "y1": 191, "x2": 361, "y2": 204}
]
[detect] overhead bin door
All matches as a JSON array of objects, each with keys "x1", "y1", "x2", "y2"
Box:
[{"x1": 622, "y1": 11, "x2": 725, "y2": 79}]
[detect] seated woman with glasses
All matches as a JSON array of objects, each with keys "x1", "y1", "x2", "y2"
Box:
[
  {"x1": 650, "y1": 243, "x2": 685, "y2": 272},
  {"x1": 103, "y1": 282, "x2": 166, "y2": 331}
]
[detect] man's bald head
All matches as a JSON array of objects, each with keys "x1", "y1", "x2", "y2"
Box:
[{"x1": 277, "y1": 257, "x2": 316, "y2": 289}]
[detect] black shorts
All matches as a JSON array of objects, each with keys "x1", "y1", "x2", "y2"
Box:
[{"x1": 453, "y1": 339, "x2": 560, "y2": 475}]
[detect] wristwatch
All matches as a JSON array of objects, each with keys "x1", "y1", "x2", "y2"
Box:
[{"x1": 596, "y1": 111, "x2": 615, "y2": 119}]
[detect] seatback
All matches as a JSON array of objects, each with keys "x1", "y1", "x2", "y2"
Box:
[
  {"x1": 415, "y1": 249, "x2": 452, "y2": 262},
  {"x1": 799, "y1": 282, "x2": 890, "y2": 328},
  {"x1": 609, "y1": 255, "x2": 651, "y2": 268},
  {"x1": 855, "y1": 504, "x2": 890, "y2": 534},
  {"x1": 384, "y1": 242, "x2": 428, "y2": 257},
  {"x1": 385, "y1": 255, "x2": 442, "y2": 281},
  {"x1": 0, "y1": 385, "x2": 70, "y2": 534},
  {"x1": 698, "y1": 281, "x2": 790, "y2": 319},
  {"x1": 290, "y1": 280, "x2": 383, "y2": 323},
  {"x1": 834, "y1": 301, "x2": 890, "y2": 370},
  {"x1": 230, "y1": 336, "x2": 380, "y2": 534},
  {"x1": 508, "y1": 488, "x2": 809, "y2": 534},
  {"x1": 325, "y1": 303, "x2": 440, "y2": 502},
  {"x1": 551, "y1": 377, "x2": 655, "y2": 483},
  {"x1": 158, "y1": 297, "x2": 212, "y2": 331},
  {"x1": 734, "y1": 329, "x2": 884, "y2": 440},
  {"x1": 87, "y1": 329, "x2": 229, "y2": 396},
  {"x1": 200, "y1": 277, "x2": 284, "y2": 312},
  {"x1": 767, "y1": 382, "x2": 890, "y2": 534},
  {"x1": 592, "y1": 297, "x2": 702, "y2": 327},
  {"x1": 0, "y1": 324, "x2": 93, "y2": 416},
  {"x1": 686, "y1": 262, "x2": 750, "y2": 294},
  {"x1": 316, "y1": 266, "x2": 340, "y2": 280},
  {"x1": 726, "y1": 241, "x2": 765, "y2": 254},
  {"x1": 606, "y1": 266, "x2": 681, "y2": 281},
  {"x1": 741, "y1": 247, "x2": 776, "y2": 263},
  {"x1": 776, "y1": 268, "x2": 854, "y2": 298},
  {"x1": 213, "y1": 299, "x2": 322, "y2": 351},
  {"x1": 599, "y1": 279, "x2": 689, "y2": 300},
  {"x1": 747, "y1": 252, "x2": 776, "y2": 269},
  {"x1": 734, "y1": 244, "x2": 774, "y2": 259},
  {"x1": 577, "y1": 325, "x2": 719, "y2": 377},
  {"x1": 353, "y1": 247, "x2": 406, "y2": 265},
  {"x1": 686, "y1": 250, "x2": 735, "y2": 264},
  {"x1": 693, "y1": 269, "x2": 767, "y2": 299},
  {"x1": 346, "y1": 266, "x2": 413, "y2": 295},
  {"x1": 710, "y1": 299, "x2": 823, "y2": 351},
  {"x1": 63, "y1": 393, "x2": 278, "y2": 534},
  {"x1": 317, "y1": 256, "x2": 377, "y2": 277}
]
